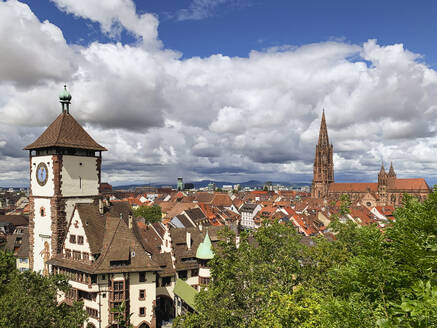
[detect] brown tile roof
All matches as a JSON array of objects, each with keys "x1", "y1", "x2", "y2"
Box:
[
  {"x1": 24, "y1": 113, "x2": 107, "y2": 151},
  {"x1": 137, "y1": 222, "x2": 162, "y2": 253},
  {"x1": 175, "y1": 214, "x2": 196, "y2": 228},
  {"x1": 232, "y1": 198, "x2": 244, "y2": 209},
  {"x1": 153, "y1": 252, "x2": 175, "y2": 277},
  {"x1": 211, "y1": 194, "x2": 232, "y2": 207},
  {"x1": 0, "y1": 215, "x2": 29, "y2": 227},
  {"x1": 170, "y1": 227, "x2": 202, "y2": 270},
  {"x1": 16, "y1": 228, "x2": 29, "y2": 258},
  {"x1": 184, "y1": 208, "x2": 208, "y2": 225},
  {"x1": 76, "y1": 204, "x2": 106, "y2": 254},
  {"x1": 389, "y1": 178, "x2": 430, "y2": 191},
  {"x1": 151, "y1": 222, "x2": 166, "y2": 239},
  {"x1": 194, "y1": 192, "x2": 214, "y2": 203},
  {"x1": 329, "y1": 182, "x2": 378, "y2": 193},
  {"x1": 89, "y1": 216, "x2": 160, "y2": 273},
  {"x1": 160, "y1": 202, "x2": 198, "y2": 219},
  {"x1": 349, "y1": 206, "x2": 374, "y2": 226}
]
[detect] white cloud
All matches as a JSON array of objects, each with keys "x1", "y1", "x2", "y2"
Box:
[
  {"x1": 1, "y1": 1, "x2": 437, "y2": 186},
  {"x1": 176, "y1": 0, "x2": 231, "y2": 21},
  {"x1": 50, "y1": 0, "x2": 160, "y2": 48},
  {"x1": 0, "y1": 0, "x2": 74, "y2": 86}
]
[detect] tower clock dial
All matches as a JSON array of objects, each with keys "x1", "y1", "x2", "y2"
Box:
[{"x1": 36, "y1": 162, "x2": 48, "y2": 186}]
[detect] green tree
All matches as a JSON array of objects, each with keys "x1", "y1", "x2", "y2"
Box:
[
  {"x1": 174, "y1": 222, "x2": 303, "y2": 328},
  {"x1": 175, "y1": 188, "x2": 437, "y2": 328},
  {"x1": 133, "y1": 205, "x2": 162, "y2": 223},
  {"x1": 110, "y1": 301, "x2": 133, "y2": 328},
  {"x1": 0, "y1": 251, "x2": 87, "y2": 328}
]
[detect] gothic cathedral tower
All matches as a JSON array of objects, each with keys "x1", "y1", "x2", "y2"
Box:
[
  {"x1": 25, "y1": 86, "x2": 107, "y2": 272},
  {"x1": 311, "y1": 110, "x2": 334, "y2": 198}
]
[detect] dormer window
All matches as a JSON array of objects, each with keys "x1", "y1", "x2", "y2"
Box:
[{"x1": 40, "y1": 207, "x2": 45, "y2": 217}]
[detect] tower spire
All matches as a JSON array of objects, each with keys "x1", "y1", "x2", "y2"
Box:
[
  {"x1": 312, "y1": 109, "x2": 334, "y2": 198},
  {"x1": 318, "y1": 109, "x2": 329, "y2": 146},
  {"x1": 388, "y1": 162, "x2": 396, "y2": 177},
  {"x1": 379, "y1": 162, "x2": 386, "y2": 174}
]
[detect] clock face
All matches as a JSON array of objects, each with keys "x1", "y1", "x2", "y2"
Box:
[{"x1": 36, "y1": 162, "x2": 48, "y2": 186}]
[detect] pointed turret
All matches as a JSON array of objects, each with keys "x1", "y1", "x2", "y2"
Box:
[
  {"x1": 388, "y1": 162, "x2": 396, "y2": 177},
  {"x1": 379, "y1": 163, "x2": 386, "y2": 175},
  {"x1": 196, "y1": 231, "x2": 214, "y2": 260},
  {"x1": 378, "y1": 162, "x2": 387, "y2": 186},
  {"x1": 387, "y1": 162, "x2": 397, "y2": 187}
]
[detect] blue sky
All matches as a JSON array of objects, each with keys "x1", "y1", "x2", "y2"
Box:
[
  {"x1": 22, "y1": 0, "x2": 437, "y2": 64},
  {"x1": 1, "y1": 0, "x2": 437, "y2": 186}
]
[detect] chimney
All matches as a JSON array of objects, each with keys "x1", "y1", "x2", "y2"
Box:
[
  {"x1": 186, "y1": 231, "x2": 191, "y2": 250},
  {"x1": 128, "y1": 214, "x2": 133, "y2": 229},
  {"x1": 99, "y1": 199, "x2": 104, "y2": 215}
]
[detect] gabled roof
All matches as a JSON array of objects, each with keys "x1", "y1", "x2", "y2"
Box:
[
  {"x1": 76, "y1": 204, "x2": 106, "y2": 254},
  {"x1": 89, "y1": 216, "x2": 160, "y2": 273},
  {"x1": 24, "y1": 113, "x2": 107, "y2": 151}
]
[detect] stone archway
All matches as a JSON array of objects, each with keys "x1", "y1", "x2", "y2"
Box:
[
  {"x1": 138, "y1": 323, "x2": 150, "y2": 328},
  {"x1": 156, "y1": 294, "x2": 175, "y2": 327}
]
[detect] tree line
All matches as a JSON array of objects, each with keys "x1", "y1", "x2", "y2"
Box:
[{"x1": 174, "y1": 191, "x2": 437, "y2": 328}]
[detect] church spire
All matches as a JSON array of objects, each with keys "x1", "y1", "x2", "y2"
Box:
[
  {"x1": 312, "y1": 109, "x2": 334, "y2": 198},
  {"x1": 379, "y1": 162, "x2": 386, "y2": 175},
  {"x1": 388, "y1": 162, "x2": 396, "y2": 177},
  {"x1": 318, "y1": 109, "x2": 330, "y2": 147}
]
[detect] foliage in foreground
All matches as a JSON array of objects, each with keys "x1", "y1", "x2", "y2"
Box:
[
  {"x1": 133, "y1": 205, "x2": 162, "y2": 224},
  {"x1": 0, "y1": 251, "x2": 87, "y2": 328},
  {"x1": 174, "y1": 190, "x2": 437, "y2": 328}
]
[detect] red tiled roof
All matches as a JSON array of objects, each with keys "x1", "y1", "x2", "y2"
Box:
[
  {"x1": 251, "y1": 191, "x2": 268, "y2": 195},
  {"x1": 282, "y1": 207, "x2": 296, "y2": 216},
  {"x1": 349, "y1": 206, "x2": 374, "y2": 226},
  {"x1": 329, "y1": 182, "x2": 378, "y2": 193},
  {"x1": 390, "y1": 178, "x2": 430, "y2": 191},
  {"x1": 194, "y1": 192, "x2": 214, "y2": 203},
  {"x1": 211, "y1": 194, "x2": 232, "y2": 207},
  {"x1": 375, "y1": 205, "x2": 394, "y2": 216}
]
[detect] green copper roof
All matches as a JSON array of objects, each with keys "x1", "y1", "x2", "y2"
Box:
[
  {"x1": 196, "y1": 231, "x2": 214, "y2": 260},
  {"x1": 59, "y1": 85, "x2": 72, "y2": 101},
  {"x1": 174, "y1": 279, "x2": 198, "y2": 310}
]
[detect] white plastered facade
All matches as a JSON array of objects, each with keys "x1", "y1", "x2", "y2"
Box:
[
  {"x1": 64, "y1": 209, "x2": 92, "y2": 257},
  {"x1": 31, "y1": 155, "x2": 55, "y2": 273},
  {"x1": 33, "y1": 197, "x2": 52, "y2": 272},
  {"x1": 31, "y1": 156, "x2": 55, "y2": 196},
  {"x1": 61, "y1": 155, "x2": 99, "y2": 197}
]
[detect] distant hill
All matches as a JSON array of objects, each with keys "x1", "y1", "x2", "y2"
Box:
[{"x1": 112, "y1": 180, "x2": 311, "y2": 190}]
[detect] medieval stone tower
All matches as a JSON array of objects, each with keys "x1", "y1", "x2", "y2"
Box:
[
  {"x1": 311, "y1": 110, "x2": 334, "y2": 198},
  {"x1": 25, "y1": 86, "x2": 106, "y2": 272}
]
